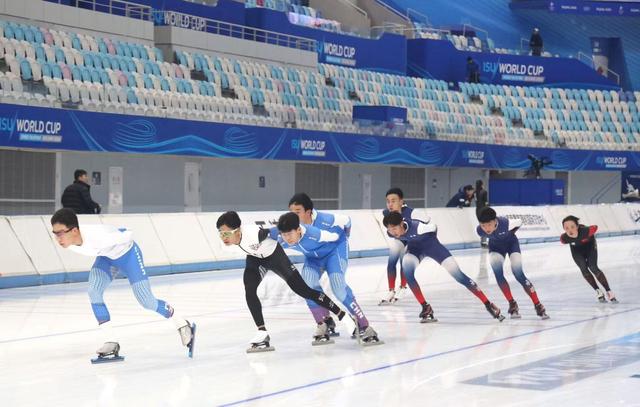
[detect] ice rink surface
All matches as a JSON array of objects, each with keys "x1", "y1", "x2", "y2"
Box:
[{"x1": 1, "y1": 235, "x2": 639, "y2": 406}]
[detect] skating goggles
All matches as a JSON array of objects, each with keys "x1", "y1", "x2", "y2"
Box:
[
  {"x1": 218, "y1": 228, "x2": 239, "y2": 239},
  {"x1": 52, "y1": 228, "x2": 73, "y2": 237}
]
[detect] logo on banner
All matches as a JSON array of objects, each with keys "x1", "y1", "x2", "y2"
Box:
[
  {"x1": 152, "y1": 10, "x2": 206, "y2": 32},
  {"x1": 0, "y1": 115, "x2": 63, "y2": 143},
  {"x1": 318, "y1": 41, "x2": 356, "y2": 67},
  {"x1": 504, "y1": 214, "x2": 550, "y2": 231},
  {"x1": 462, "y1": 149, "x2": 485, "y2": 165},
  {"x1": 483, "y1": 62, "x2": 545, "y2": 83},
  {"x1": 596, "y1": 156, "x2": 627, "y2": 169},
  {"x1": 291, "y1": 138, "x2": 326, "y2": 157}
]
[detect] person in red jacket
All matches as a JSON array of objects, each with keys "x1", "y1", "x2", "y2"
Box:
[{"x1": 560, "y1": 215, "x2": 618, "y2": 303}]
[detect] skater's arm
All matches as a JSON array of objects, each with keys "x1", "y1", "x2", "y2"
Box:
[
  {"x1": 416, "y1": 222, "x2": 437, "y2": 235},
  {"x1": 331, "y1": 213, "x2": 351, "y2": 237},
  {"x1": 318, "y1": 229, "x2": 340, "y2": 243},
  {"x1": 587, "y1": 225, "x2": 598, "y2": 237}
]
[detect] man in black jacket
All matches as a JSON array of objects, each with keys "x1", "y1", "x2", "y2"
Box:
[
  {"x1": 529, "y1": 28, "x2": 543, "y2": 56},
  {"x1": 61, "y1": 169, "x2": 101, "y2": 214}
]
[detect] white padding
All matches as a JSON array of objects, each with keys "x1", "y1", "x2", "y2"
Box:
[
  {"x1": 324, "y1": 209, "x2": 388, "y2": 251},
  {"x1": 47, "y1": 215, "x2": 103, "y2": 272},
  {"x1": 609, "y1": 203, "x2": 640, "y2": 233},
  {"x1": 8, "y1": 216, "x2": 63, "y2": 274},
  {"x1": 412, "y1": 208, "x2": 468, "y2": 246},
  {"x1": 150, "y1": 213, "x2": 215, "y2": 265},
  {"x1": 490, "y1": 206, "x2": 558, "y2": 240},
  {"x1": 588, "y1": 204, "x2": 623, "y2": 235},
  {"x1": 0, "y1": 217, "x2": 36, "y2": 277},
  {"x1": 101, "y1": 214, "x2": 169, "y2": 267}
]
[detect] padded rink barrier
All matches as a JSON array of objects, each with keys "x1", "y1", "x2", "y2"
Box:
[
  {"x1": 0, "y1": 204, "x2": 638, "y2": 288},
  {"x1": 0, "y1": 217, "x2": 36, "y2": 285}
]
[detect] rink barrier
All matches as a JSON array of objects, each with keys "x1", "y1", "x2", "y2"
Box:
[{"x1": 0, "y1": 204, "x2": 638, "y2": 289}]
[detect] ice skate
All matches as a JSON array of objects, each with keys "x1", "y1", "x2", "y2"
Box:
[
  {"x1": 358, "y1": 325, "x2": 385, "y2": 347},
  {"x1": 378, "y1": 290, "x2": 397, "y2": 306},
  {"x1": 485, "y1": 302, "x2": 505, "y2": 322},
  {"x1": 91, "y1": 341, "x2": 124, "y2": 364},
  {"x1": 596, "y1": 288, "x2": 606, "y2": 303},
  {"x1": 178, "y1": 320, "x2": 196, "y2": 358},
  {"x1": 395, "y1": 286, "x2": 408, "y2": 300},
  {"x1": 324, "y1": 316, "x2": 339, "y2": 337},
  {"x1": 311, "y1": 321, "x2": 334, "y2": 346},
  {"x1": 535, "y1": 303, "x2": 549, "y2": 320},
  {"x1": 419, "y1": 302, "x2": 438, "y2": 323},
  {"x1": 607, "y1": 291, "x2": 618, "y2": 304},
  {"x1": 247, "y1": 330, "x2": 275, "y2": 353},
  {"x1": 508, "y1": 299, "x2": 521, "y2": 319}
]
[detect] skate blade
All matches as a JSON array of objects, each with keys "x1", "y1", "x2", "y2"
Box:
[
  {"x1": 328, "y1": 332, "x2": 340, "y2": 337},
  {"x1": 420, "y1": 317, "x2": 438, "y2": 323},
  {"x1": 311, "y1": 339, "x2": 335, "y2": 346},
  {"x1": 188, "y1": 322, "x2": 196, "y2": 359},
  {"x1": 497, "y1": 315, "x2": 505, "y2": 322},
  {"x1": 510, "y1": 314, "x2": 521, "y2": 319},
  {"x1": 598, "y1": 298, "x2": 607, "y2": 303},
  {"x1": 361, "y1": 339, "x2": 385, "y2": 347},
  {"x1": 610, "y1": 299, "x2": 619, "y2": 304},
  {"x1": 91, "y1": 355, "x2": 124, "y2": 364},
  {"x1": 246, "y1": 346, "x2": 275, "y2": 354},
  {"x1": 378, "y1": 301, "x2": 395, "y2": 306},
  {"x1": 539, "y1": 314, "x2": 550, "y2": 320}
]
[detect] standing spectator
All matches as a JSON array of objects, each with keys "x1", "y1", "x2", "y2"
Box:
[
  {"x1": 446, "y1": 185, "x2": 475, "y2": 208},
  {"x1": 61, "y1": 169, "x2": 101, "y2": 214},
  {"x1": 475, "y1": 179, "x2": 489, "y2": 246},
  {"x1": 529, "y1": 28, "x2": 543, "y2": 56},
  {"x1": 475, "y1": 179, "x2": 488, "y2": 218},
  {"x1": 466, "y1": 56, "x2": 480, "y2": 83}
]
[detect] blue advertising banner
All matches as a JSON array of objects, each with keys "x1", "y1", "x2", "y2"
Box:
[
  {"x1": 244, "y1": 8, "x2": 407, "y2": 74},
  {"x1": 407, "y1": 38, "x2": 619, "y2": 90},
  {"x1": 0, "y1": 103, "x2": 638, "y2": 171},
  {"x1": 548, "y1": 1, "x2": 640, "y2": 16}
]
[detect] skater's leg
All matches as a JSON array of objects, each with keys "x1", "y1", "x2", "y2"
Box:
[
  {"x1": 243, "y1": 258, "x2": 267, "y2": 329},
  {"x1": 300, "y1": 260, "x2": 330, "y2": 323},
  {"x1": 489, "y1": 252, "x2": 514, "y2": 302},
  {"x1": 586, "y1": 244, "x2": 611, "y2": 291},
  {"x1": 116, "y1": 244, "x2": 174, "y2": 319},
  {"x1": 387, "y1": 239, "x2": 403, "y2": 290},
  {"x1": 441, "y1": 256, "x2": 489, "y2": 303},
  {"x1": 267, "y1": 245, "x2": 344, "y2": 319},
  {"x1": 509, "y1": 252, "x2": 540, "y2": 305},
  {"x1": 88, "y1": 257, "x2": 114, "y2": 324},
  {"x1": 401, "y1": 253, "x2": 428, "y2": 304},
  {"x1": 399, "y1": 246, "x2": 408, "y2": 288},
  {"x1": 325, "y1": 243, "x2": 369, "y2": 328},
  {"x1": 572, "y1": 251, "x2": 599, "y2": 289}
]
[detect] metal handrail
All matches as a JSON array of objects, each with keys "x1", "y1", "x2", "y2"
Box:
[
  {"x1": 578, "y1": 51, "x2": 621, "y2": 85},
  {"x1": 406, "y1": 7, "x2": 430, "y2": 27},
  {"x1": 153, "y1": 10, "x2": 316, "y2": 52},
  {"x1": 46, "y1": 0, "x2": 152, "y2": 21},
  {"x1": 461, "y1": 23, "x2": 489, "y2": 41},
  {"x1": 373, "y1": 0, "x2": 411, "y2": 23},
  {"x1": 370, "y1": 23, "x2": 449, "y2": 39},
  {"x1": 335, "y1": 0, "x2": 369, "y2": 19}
]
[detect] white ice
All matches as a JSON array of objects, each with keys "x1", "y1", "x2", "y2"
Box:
[{"x1": 1, "y1": 236, "x2": 639, "y2": 406}]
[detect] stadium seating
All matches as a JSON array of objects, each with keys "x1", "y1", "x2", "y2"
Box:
[{"x1": 0, "y1": 18, "x2": 638, "y2": 150}]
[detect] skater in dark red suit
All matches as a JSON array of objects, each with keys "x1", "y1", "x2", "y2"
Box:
[{"x1": 560, "y1": 215, "x2": 618, "y2": 303}]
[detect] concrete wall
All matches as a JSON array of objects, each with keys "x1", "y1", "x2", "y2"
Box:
[
  {"x1": 309, "y1": 0, "x2": 371, "y2": 34},
  {"x1": 155, "y1": 25, "x2": 317, "y2": 70},
  {"x1": 568, "y1": 171, "x2": 621, "y2": 204}
]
